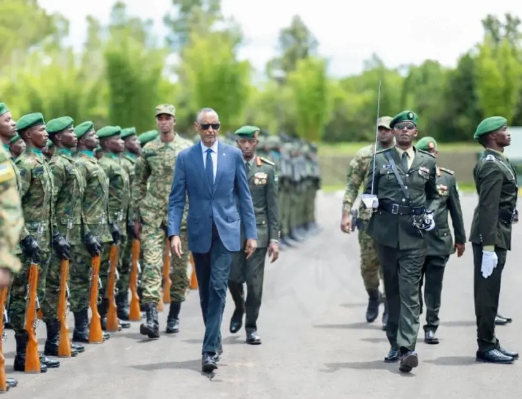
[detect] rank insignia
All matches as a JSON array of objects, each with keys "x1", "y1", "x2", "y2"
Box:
[{"x1": 254, "y1": 172, "x2": 267, "y2": 185}]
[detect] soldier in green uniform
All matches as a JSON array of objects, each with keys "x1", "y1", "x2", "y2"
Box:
[
  {"x1": 0, "y1": 103, "x2": 25, "y2": 388},
  {"x1": 415, "y1": 137, "x2": 466, "y2": 344},
  {"x1": 470, "y1": 117, "x2": 518, "y2": 364},
  {"x1": 117, "y1": 127, "x2": 142, "y2": 320},
  {"x1": 341, "y1": 116, "x2": 394, "y2": 327},
  {"x1": 46, "y1": 116, "x2": 86, "y2": 356},
  {"x1": 11, "y1": 113, "x2": 60, "y2": 372},
  {"x1": 132, "y1": 105, "x2": 192, "y2": 339},
  {"x1": 97, "y1": 126, "x2": 131, "y2": 331},
  {"x1": 72, "y1": 122, "x2": 109, "y2": 343},
  {"x1": 305, "y1": 142, "x2": 321, "y2": 234},
  {"x1": 363, "y1": 110, "x2": 439, "y2": 373},
  {"x1": 8, "y1": 133, "x2": 25, "y2": 160},
  {"x1": 228, "y1": 126, "x2": 280, "y2": 344}
]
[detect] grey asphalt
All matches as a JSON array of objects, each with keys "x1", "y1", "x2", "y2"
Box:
[{"x1": 3, "y1": 193, "x2": 521, "y2": 399}]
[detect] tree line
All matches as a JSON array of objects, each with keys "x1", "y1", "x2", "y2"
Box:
[{"x1": 1, "y1": 0, "x2": 521, "y2": 143}]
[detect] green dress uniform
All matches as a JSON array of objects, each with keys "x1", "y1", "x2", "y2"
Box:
[
  {"x1": 470, "y1": 117, "x2": 519, "y2": 363},
  {"x1": 364, "y1": 111, "x2": 439, "y2": 371},
  {"x1": 228, "y1": 126, "x2": 279, "y2": 344},
  {"x1": 415, "y1": 137, "x2": 466, "y2": 341}
]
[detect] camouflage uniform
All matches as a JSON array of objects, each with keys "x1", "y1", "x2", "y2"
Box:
[{"x1": 132, "y1": 135, "x2": 192, "y2": 307}]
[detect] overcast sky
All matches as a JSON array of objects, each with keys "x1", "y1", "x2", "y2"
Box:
[{"x1": 39, "y1": 0, "x2": 522, "y2": 77}]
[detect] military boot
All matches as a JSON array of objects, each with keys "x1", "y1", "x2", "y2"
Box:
[
  {"x1": 228, "y1": 281, "x2": 245, "y2": 334},
  {"x1": 166, "y1": 302, "x2": 181, "y2": 334},
  {"x1": 140, "y1": 303, "x2": 160, "y2": 339},
  {"x1": 382, "y1": 299, "x2": 388, "y2": 331},
  {"x1": 44, "y1": 319, "x2": 79, "y2": 358},
  {"x1": 116, "y1": 291, "x2": 130, "y2": 321},
  {"x1": 6, "y1": 377, "x2": 18, "y2": 387},
  {"x1": 13, "y1": 332, "x2": 48, "y2": 373},
  {"x1": 72, "y1": 310, "x2": 90, "y2": 343},
  {"x1": 366, "y1": 289, "x2": 381, "y2": 323}
]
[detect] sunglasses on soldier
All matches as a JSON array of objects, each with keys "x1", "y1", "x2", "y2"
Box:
[
  {"x1": 394, "y1": 123, "x2": 416, "y2": 130},
  {"x1": 200, "y1": 123, "x2": 221, "y2": 130}
]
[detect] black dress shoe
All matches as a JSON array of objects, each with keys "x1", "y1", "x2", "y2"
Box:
[
  {"x1": 246, "y1": 331, "x2": 261, "y2": 345},
  {"x1": 202, "y1": 353, "x2": 218, "y2": 372},
  {"x1": 495, "y1": 315, "x2": 509, "y2": 326},
  {"x1": 384, "y1": 347, "x2": 399, "y2": 362},
  {"x1": 399, "y1": 351, "x2": 419, "y2": 373},
  {"x1": 497, "y1": 314, "x2": 512, "y2": 323},
  {"x1": 229, "y1": 310, "x2": 244, "y2": 334},
  {"x1": 39, "y1": 353, "x2": 60, "y2": 368},
  {"x1": 498, "y1": 346, "x2": 519, "y2": 360},
  {"x1": 476, "y1": 349, "x2": 515, "y2": 364},
  {"x1": 6, "y1": 377, "x2": 18, "y2": 387},
  {"x1": 119, "y1": 320, "x2": 131, "y2": 329},
  {"x1": 424, "y1": 330, "x2": 439, "y2": 345}
]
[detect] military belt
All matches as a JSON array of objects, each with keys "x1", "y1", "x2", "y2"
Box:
[
  {"x1": 498, "y1": 209, "x2": 518, "y2": 224},
  {"x1": 379, "y1": 201, "x2": 426, "y2": 216}
]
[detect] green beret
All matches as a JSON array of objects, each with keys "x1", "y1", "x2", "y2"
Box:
[
  {"x1": 46, "y1": 116, "x2": 74, "y2": 135},
  {"x1": 46, "y1": 139, "x2": 54, "y2": 148},
  {"x1": 390, "y1": 110, "x2": 418, "y2": 129},
  {"x1": 474, "y1": 116, "x2": 507, "y2": 139},
  {"x1": 416, "y1": 137, "x2": 437, "y2": 151},
  {"x1": 138, "y1": 130, "x2": 159, "y2": 145},
  {"x1": 16, "y1": 112, "x2": 45, "y2": 132},
  {"x1": 0, "y1": 103, "x2": 9, "y2": 117},
  {"x1": 96, "y1": 125, "x2": 121, "y2": 139},
  {"x1": 235, "y1": 125, "x2": 261, "y2": 139},
  {"x1": 9, "y1": 133, "x2": 21, "y2": 144},
  {"x1": 75, "y1": 121, "x2": 94, "y2": 139},
  {"x1": 121, "y1": 127, "x2": 137, "y2": 139}
]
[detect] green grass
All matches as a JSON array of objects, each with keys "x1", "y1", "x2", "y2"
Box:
[{"x1": 319, "y1": 142, "x2": 481, "y2": 156}]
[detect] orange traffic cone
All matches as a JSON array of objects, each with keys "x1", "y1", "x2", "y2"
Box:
[{"x1": 189, "y1": 254, "x2": 198, "y2": 290}]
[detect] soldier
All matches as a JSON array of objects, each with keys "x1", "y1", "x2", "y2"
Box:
[
  {"x1": 132, "y1": 105, "x2": 192, "y2": 339},
  {"x1": 116, "y1": 127, "x2": 142, "y2": 321},
  {"x1": 43, "y1": 139, "x2": 54, "y2": 161},
  {"x1": 97, "y1": 126, "x2": 131, "y2": 331},
  {"x1": 470, "y1": 117, "x2": 518, "y2": 364},
  {"x1": 363, "y1": 110, "x2": 439, "y2": 373},
  {"x1": 72, "y1": 122, "x2": 109, "y2": 343},
  {"x1": 278, "y1": 141, "x2": 297, "y2": 247},
  {"x1": 0, "y1": 103, "x2": 24, "y2": 388},
  {"x1": 11, "y1": 113, "x2": 60, "y2": 372},
  {"x1": 415, "y1": 137, "x2": 466, "y2": 344},
  {"x1": 46, "y1": 116, "x2": 86, "y2": 356},
  {"x1": 305, "y1": 142, "x2": 321, "y2": 234},
  {"x1": 228, "y1": 126, "x2": 280, "y2": 344},
  {"x1": 340, "y1": 116, "x2": 394, "y2": 327},
  {"x1": 8, "y1": 134, "x2": 26, "y2": 159}
]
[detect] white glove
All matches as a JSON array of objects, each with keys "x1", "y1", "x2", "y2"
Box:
[
  {"x1": 481, "y1": 250, "x2": 498, "y2": 279},
  {"x1": 361, "y1": 194, "x2": 379, "y2": 210},
  {"x1": 425, "y1": 213, "x2": 436, "y2": 231}
]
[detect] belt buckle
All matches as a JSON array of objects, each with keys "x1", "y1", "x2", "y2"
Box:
[{"x1": 391, "y1": 204, "x2": 399, "y2": 215}]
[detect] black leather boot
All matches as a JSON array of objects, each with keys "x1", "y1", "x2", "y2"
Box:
[
  {"x1": 13, "y1": 332, "x2": 48, "y2": 373},
  {"x1": 99, "y1": 299, "x2": 122, "y2": 332},
  {"x1": 116, "y1": 291, "x2": 130, "y2": 321},
  {"x1": 382, "y1": 299, "x2": 388, "y2": 331},
  {"x1": 228, "y1": 281, "x2": 245, "y2": 334},
  {"x1": 166, "y1": 302, "x2": 181, "y2": 334},
  {"x1": 73, "y1": 310, "x2": 90, "y2": 343},
  {"x1": 44, "y1": 319, "x2": 78, "y2": 358},
  {"x1": 366, "y1": 288, "x2": 381, "y2": 323},
  {"x1": 140, "y1": 303, "x2": 160, "y2": 339}
]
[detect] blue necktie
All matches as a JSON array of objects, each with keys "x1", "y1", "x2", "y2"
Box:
[
  {"x1": 206, "y1": 148, "x2": 214, "y2": 188},
  {"x1": 402, "y1": 152, "x2": 408, "y2": 169}
]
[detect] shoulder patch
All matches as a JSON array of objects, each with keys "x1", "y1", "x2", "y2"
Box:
[
  {"x1": 439, "y1": 167, "x2": 454, "y2": 175},
  {"x1": 485, "y1": 154, "x2": 496, "y2": 161},
  {"x1": 418, "y1": 149, "x2": 436, "y2": 158},
  {"x1": 0, "y1": 161, "x2": 15, "y2": 183},
  {"x1": 260, "y1": 157, "x2": 275, "y2": 166}
]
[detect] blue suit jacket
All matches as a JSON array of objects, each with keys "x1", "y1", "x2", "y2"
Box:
[{"x1": 168, "y1": 141, "x2": 257, "y2": 253}]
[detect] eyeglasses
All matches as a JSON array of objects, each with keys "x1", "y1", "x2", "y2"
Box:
[
  {"x1": 394, "y1": 123, "x2": 416, "y2": 130},
  {"x1": 200, "y1": 123, "x2": 221, "y2": 130}
]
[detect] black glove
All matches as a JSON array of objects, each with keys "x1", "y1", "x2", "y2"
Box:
[
  {"x1": 21, "y1": 236, "x2": 40, "y2": 263},
  {"x1": 127, "y1": 221, "x2": 135, "y2": 239},
  {"x1": 84, "y1": 232, "x2": 101, "y2": 257},
  {"x1": 110, "y1": 223, "x2": 120, "y2": 245},
  {"x1": 53, "y1": 232, "x2": 71, "y2": 260}
]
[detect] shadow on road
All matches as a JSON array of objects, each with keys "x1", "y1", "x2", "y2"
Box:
[
  {"x1": 130, "y1": 359, "x2": 203, "y2": 373},
  {"x1": 360, "y1": 337, "x2": 388, "y2": 343},
  {"x1": 322, "y1": 360, "x2": 415, "y2": 377},
  {"x1": 340, "y1": 303, "x2": 367, "y2": 308},
  {"x1": 442, "y1": 320, "x2": 476, "y2": 328},
  {"x1": 424, "y1": 356, "x2": 478, "y2": 366},
  {"x1": 314, "y1": 322, "x2": 381, "y2": 330}
]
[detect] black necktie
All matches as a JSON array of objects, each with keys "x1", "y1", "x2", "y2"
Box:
[
  {"x1": 206, "y1": 148, "x2": 214, "y2": 188},
  {"x1": 245, "y1": 161, "x2": 250, "y2": 173},
  {"x1": 402, "y1": 152, "x2": 408, "y2": 169}
]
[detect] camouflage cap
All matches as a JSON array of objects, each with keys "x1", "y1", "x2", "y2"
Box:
[
  {"x1": 377, "y1": 116, "x2": 393, "y2": 129},
  {"x1": 0, "y1": 103, "x2": 9, "y2": 117},
  {"x1": 155, "y1": 104, "x2": 176, "y2": 117},
  {"x1": 8, "y1": 133, "x2": 21, "y2": 144},
  {"x1": 47, "y1": 116, "x2": 74, "y2": 135},
  {"x1": 16, "y1": 112, "x2": 45, "y2": 132}
]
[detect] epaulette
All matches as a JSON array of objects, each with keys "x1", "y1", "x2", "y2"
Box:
[
  {"x1": 439, "y1": 167, "x2": 454, "y2": 175},
  {"x1": 484, "y1": 154, "x2": 496, "y2": 162},
  {"x1": 260, "y1": 157, "x2": 275, "y2": 166},
  {"x1": 418, "y1": 149, "x2": 436, "y2": 158}
]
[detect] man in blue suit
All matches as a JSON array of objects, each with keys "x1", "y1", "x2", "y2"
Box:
[{"x1": 168, "y1": 108, "x2": 258, "y2": 372}]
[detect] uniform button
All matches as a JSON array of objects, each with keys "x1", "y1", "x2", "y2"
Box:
[
  {"x1": 406, "y1": 174, "x2": 409, "y2": 177},
  {"x1": 402, "y1": 199, "x2": 405, "y2": 202},
  {"x1": 405, "y1": 186, "x2": 408, "y2": 189}
]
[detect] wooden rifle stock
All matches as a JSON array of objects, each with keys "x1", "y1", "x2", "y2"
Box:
[
  {"x1": 128, "y1": 239, "x2": 141, "y2": 321},
  {"x1": 162, "y1": 238, "x2": 171, "y2": 304},
  {"x1": 0, "y1": 288, "x2": 8, "y2": 391},
  {"x1": 106, "y1": 244, "x2": 119, "y2": 332},
  {"x1": 88, "y1": 255, "x2": 103, "y2": 343},
  {"x1": 25, "y1": 262, "x2": 41, "y2": 373},
  {"x1": 57, "y1": 258, "x2": 71, "y2": 357}
]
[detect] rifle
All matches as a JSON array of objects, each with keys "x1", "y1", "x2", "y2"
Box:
[
  {"x1": 162, "y1": 237, "x2": 171, "y2": 304},
  {"x1": 0, "y1": 288, "x2": 8, "y2": 391},
  {"x1": 88, "y1": 254, "x2": 103, "y2": 343},
  {"x1": 128, "y1": 239, "x2": 141, "y2": 321},
  {"x1": 105, "y1": 244, "x2": 119, "y2": 332}
]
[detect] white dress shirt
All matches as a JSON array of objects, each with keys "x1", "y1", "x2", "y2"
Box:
[{"x1": 201, "y1": 139, "x2": 218, "y2": 182}]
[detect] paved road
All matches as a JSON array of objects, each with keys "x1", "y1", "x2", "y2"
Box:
[{"x1": 3, "y1": 193, "x2": 521, "y2": 399}]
